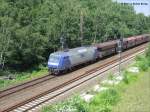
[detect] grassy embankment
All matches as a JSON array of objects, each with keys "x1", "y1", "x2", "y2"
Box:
[
  {"x1": 41, "y1": 54, "x2": 150, "y2": 112},
  {"x1": 112, "y1": 54, "x2": 150, "y2": 112},
  {"x1": 0, "y1": 65, "x2": 48, "y2": 90},
  {"x1": 112, "y1": 69, "x2": 150, "y2": 112}
]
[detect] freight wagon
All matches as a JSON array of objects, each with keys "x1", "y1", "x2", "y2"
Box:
[{"x1": 95, "y1": 40, "x2": 117, "y2": 58}]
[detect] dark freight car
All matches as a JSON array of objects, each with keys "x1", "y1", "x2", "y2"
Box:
[{"x1": 95, "y1": 40, "x2": 117, "y2": 58}]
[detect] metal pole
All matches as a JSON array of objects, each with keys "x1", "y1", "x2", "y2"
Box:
[
  {"x1": 117, "y1": 38, "x2": 122, "y2": 76},
  {"x1": 80, "y1": 10, "x2": 83, "y2": 46},
  {"x1": 60, "y1": 35, "x2": 64, "y2": 50},
  {"x1": 119, "y1": 49, "x2": 121, "y2": 76}
]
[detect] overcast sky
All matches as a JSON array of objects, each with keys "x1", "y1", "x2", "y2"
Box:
[{"x1": 114, "y1": 0, "x2": 150, "y2": 16}]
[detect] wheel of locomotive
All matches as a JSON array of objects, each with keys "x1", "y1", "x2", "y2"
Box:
[
  {"x1": 48, "y1": 68, "x2": 52, "y2": 75},
  {"x1": 54, "y1": 70, "x2": 60, "y2": 75},
  {"x1": 62, "y1": 69, "x2": 69, "y2": 74}
]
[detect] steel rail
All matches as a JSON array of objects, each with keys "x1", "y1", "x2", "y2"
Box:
[{"x1": 0, "y1": 75, "x2": 55, "y2": 99}]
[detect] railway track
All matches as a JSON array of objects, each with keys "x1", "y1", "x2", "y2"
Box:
[
  {"x1": 1, "y1": 43, "x2": 148, "y2": 112},
  {"x1": 0, "y1": 75, "x2": 55, "y2": 99}
]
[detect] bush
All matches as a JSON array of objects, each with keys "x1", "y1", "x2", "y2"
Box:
[
  {"x1": 90, "y1": 88, "x2": 120, "y2": 112},
  {"x1": 123, "y1": 73, "x2": 129, "y2": 84},
  {"x1": 136, "y1": 55, "x2": 149, "y2": 71},
  {"x1": 42, "y1": 96, "x2": 89, "y2": 112},
  {"x1": 135, "y1": 44, "x2": 150, "y2": 71},
  {"x1": 146, "y1": 44, "x2": 150, "y2": 66},
  {"x1": 146, "y1": 44, "x2": 150, "y2": 58},
  {"x1": 0, "y1": 70, "x2": 11, "y2": 76}
]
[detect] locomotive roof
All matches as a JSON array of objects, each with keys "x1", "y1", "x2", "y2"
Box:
[
  {"x1": 118, "y1": 36, "x2": 136, "y2": 41},
  {"x1": 143, "y1": 34, "x2": 150, "y2": 37},
  {"x1": 95, "y1": 40, "x2": 117, "y2": 48},
  {"x1": 50, "y1": 46, "x2": 95, "y2": 57},
  {"x1": 123, "y1": 35, "x2": 143, "y2": 42}
]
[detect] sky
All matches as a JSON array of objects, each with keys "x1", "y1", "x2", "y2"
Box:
[{"x1": 113, "y1": 0, "x2": 150, "y2": 16}]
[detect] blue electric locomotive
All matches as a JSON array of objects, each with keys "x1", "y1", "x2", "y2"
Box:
[{"x1": 48, "y1": 46, "x2": 98, "y2": 74}]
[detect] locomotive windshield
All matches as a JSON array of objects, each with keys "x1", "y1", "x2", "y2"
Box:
[{"x1": 49, "y1": 54, "x2": 60, "y2": 63}]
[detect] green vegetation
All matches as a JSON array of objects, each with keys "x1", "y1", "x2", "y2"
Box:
[
  {"x1": 89, "y1": 88, "x2": 120, "y2": 112},
  {"x1": 42, "y1": 96, "x2": 89, "y2": 112},
  {"x1": 0, "y1": 0, "x2": 150, "y2": 72},
  {"x1": 0, "y1": 65, "x2": 48, "y2": 90},
  {"x1": 135, "y1": 55, "x2": 149, "y2": 71},
  {"x1": 135, "y1": 43, "x2": 150, "y2": 71},
  {"x1": 146, "y1": 44, "x2": 150, "y2": 66},
  {"x1": 112, "y1": 69, "x2": 150, "y2": 112}
]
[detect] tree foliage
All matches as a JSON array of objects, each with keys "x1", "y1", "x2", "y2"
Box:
[{"x1": 0, "y1": 0, "x2": 150, "y2": 70}]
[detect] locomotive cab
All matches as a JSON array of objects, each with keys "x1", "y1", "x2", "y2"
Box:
[
  {"x1": 48, "y1": 54, "x2": 60, "y2": 74},
  {"x1": 48, "y1": 53, "x2": 71, "y2": 74}
]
